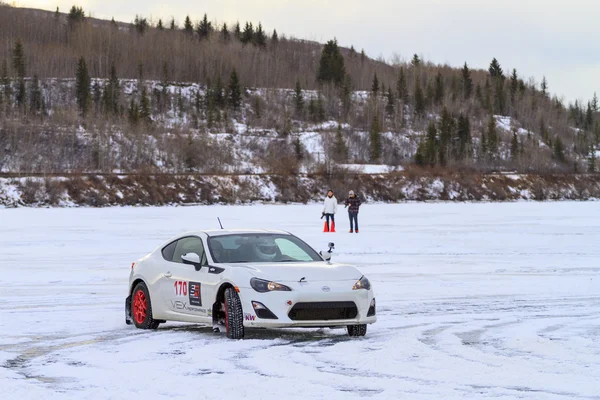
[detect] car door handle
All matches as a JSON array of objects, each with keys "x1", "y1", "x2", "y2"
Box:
[{"x1": 164, "y1": 272, "x2": 172, "y2": 278}]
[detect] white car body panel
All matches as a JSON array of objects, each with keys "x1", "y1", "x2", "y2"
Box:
[{"x1": 127, "y1": 229, "x2": 376, "y2": 329}]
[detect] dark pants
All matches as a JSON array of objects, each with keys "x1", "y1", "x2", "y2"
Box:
[
  {"x1": 325, "y1": 213, "x2": 335, "y2": 229},
  {"x1": 349, "y1": 212, "x2": 358, "y2": 231}
]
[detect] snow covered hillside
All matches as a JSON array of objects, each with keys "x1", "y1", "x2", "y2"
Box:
[{"x1": 1, "y1": 203, "x2": 599, "y2": 399}]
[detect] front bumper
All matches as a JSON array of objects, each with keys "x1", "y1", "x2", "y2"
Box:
[{"x1": 239, "y1": 282, "x2": 376, "y2": 328}]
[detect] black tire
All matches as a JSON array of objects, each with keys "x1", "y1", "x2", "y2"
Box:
[
  {"x1": 347, "y1": 324, "x2": 367, "y2": 337},
  {"x1": 224, "y1": 287, "x2": 244, "y2": 339},
  {"x1": 131, "y1": 282, "x2": 160, "y2": 330}
]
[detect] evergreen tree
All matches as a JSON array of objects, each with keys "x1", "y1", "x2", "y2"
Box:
[
  {"x1": 241, "y1": 22, "x2": 254, "y2": 44},
  {"x1": 480, "y1": 129, "x2": 488, "y2": 162},
  {"x1": 369, "y1": 114, "x2": 382, "y2": 162},
  {"x1": 385, "y1": 88, "x2": 395, "y2": 116},
  {"x1": 214, "y1": 75, "x2": 224, "y2": 108},
  {"x1": 438, "y1": 107, "x2": 454, "y2": 166},
  {"x1": 254, "y1": 23, "x2": 267, "y2": 47},
  {"x1": 92, "y1": 80, "x2": 101, "y2": 113},
  {"x1": 183, "y1": 16, "x2": 193, "y2": 35},
  {"x1": 340, "y1": 74, "x2": 353, "y2": 118},
  {"x1": 494, "y1": 78, "x2": 506, "y2": 114},
  {"x1": 541, "y1": 76, "x2": 548, "y2": 97},
  {"x1": 134, "y1": 15, "x2": 148, "y2": 35},
  {"x1": 411, "y1": 54, "x2": 421, "y2": 67},
  {"x1": 396, "y1": 67, "x2": 408, "y2": 103},
  {"x1": 233, "y1": 22, "x2": 241, "y2": 40},
  {"x1": 424, "y1": 121, "x2": 438, "y2": 166},
  {"x1": 589, "y1": 145, "x2": 597, "y2": 173},
  {"x1": 157, "y1": 19, "x2": 164, "y2": 30},
  {"x1": 102, "y1": 64, "x2": 120, "y2": 115},
  {"x1": 456, "y1": 114, "x2": 471, "y2": 161},
  {"x1": 110, "y1": 17, "x2": 117, "y2": 29},
  {"x1": 333, "y1": 124, "x2": 348, "y2": 162},
  {"x1": 54, "y1": 7, "x2": 60, "y2": 20},
  {"x1": 592, "y1": 92, "x2": 599, "y2": 112},
  {"x1": 414, "y1": 142, "x2": 426, "y2": 167},
  {"x1": 139, "y1": 86, "x2": 151, "y2": 124},
  {"x1": 29, "y1": 74, "x2": 42, "y2": 113},
  {"x1": 553, "y1": 136, "x2": 565, "y2": 163},
  {"x1": 510, "y1": 69, "x2": 518, "y2": 102},
  {"x1": 489, "y1": 58, "x2": 504, "y2": 79},
  {"x1": 75, "y1": 57, "x2": 91, "y2": 116},
  {"x1": 271, "y1": 29, "x2": 279, "y2": 43},
  {"x1": 293, "y1": 79, "x2": 304, "y2": 114},
  {"x1": 316, "y1": 39, "x2": 346, "y2": 86},
  {"x1": 220, "y1": 23, "x2": 230, "y2": 41},
  {"x1": 461, "y1": 63, "x2": 473, "y2": 99},
  {"x1": 197, "y1": 14, "x2": 212, "y2": 40},
  {"x1": 510, "y1": 132, "x2": 519, "y2": 160},
  {"x1": 67, "y1": 6, "x2": 85, "y2": 29},
  {"x1": 371, "y1": 73, "x2": 379, "y2": 96},
  {"x1": 228, "y1": 69, "x2": 241, "y2": 111},
  {"x1": 414, "y1": 76, "x2": 425, "y2": 116},
  {"x1": 128, "y1": 99, "x2": 139, "y2": 125},
  {"x1": 170, "y1": 18, "x2": 176, "y2": 30},
  {"x1": 434, "y1": 72, "x2": 444, "y2": 106}
]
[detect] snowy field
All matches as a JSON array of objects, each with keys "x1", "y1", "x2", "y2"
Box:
[{"x1": 1, "y1": 203, "x2": 599, "y2": 400}]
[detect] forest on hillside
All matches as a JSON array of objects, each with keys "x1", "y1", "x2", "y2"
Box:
[{"x1": 0, "y1": 3, "x2": 599, "y2": 177}]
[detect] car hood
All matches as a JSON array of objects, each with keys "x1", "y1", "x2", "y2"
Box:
[{"x1": 220, "y1": 261, "x2": 363, "y2": 282}]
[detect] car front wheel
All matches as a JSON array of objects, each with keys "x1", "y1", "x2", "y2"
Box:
[
  {"x1": 347, "y1": 324, "x2": 367, "y2": 337},
  {"x1": 131, "y1": 282, "x2": 160, "y2": 330},
  {"x1": 224, "y1": 287, "x2": 244, "y2": 339}
]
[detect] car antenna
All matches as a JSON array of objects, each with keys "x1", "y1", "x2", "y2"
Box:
[{"x1": 217, "y1": 217, "x2": 224, "y2": 230}]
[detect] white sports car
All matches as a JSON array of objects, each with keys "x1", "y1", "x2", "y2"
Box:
[{"x1": 125, "y1": 229, "x2": 376, "y2": 339}]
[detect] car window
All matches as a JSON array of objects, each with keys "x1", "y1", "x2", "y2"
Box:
[
  {"x1": 275, "y1": 238, "x2": 315, "y2": 261},
  {"x1": 162, "y1": 241, "x2": 177, "y2": 261},
  {"x1": 172, "y1": 237, "x2": 205, "y2": 264},
  {"x1": 208, "y1": 234, "x2": 321, "y2": 263}
]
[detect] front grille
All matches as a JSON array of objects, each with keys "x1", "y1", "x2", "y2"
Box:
[{"x1": 288, "y1": 301, "x2": 358, "y2": 321}]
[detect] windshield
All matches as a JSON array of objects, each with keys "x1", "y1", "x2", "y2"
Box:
[{"x1": 207, "y1": 234, "x2": 322, "y2": 263}]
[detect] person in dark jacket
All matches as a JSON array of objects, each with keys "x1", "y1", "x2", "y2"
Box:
[{"x1": 344, "y1": 190, "x2": 362, "y2": 233}]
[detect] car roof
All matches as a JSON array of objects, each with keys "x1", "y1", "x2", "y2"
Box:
[{"x1": 202, "y1": 228, "x2": 291, "y2": 237}]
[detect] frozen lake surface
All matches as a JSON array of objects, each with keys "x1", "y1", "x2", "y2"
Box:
[{"x1": 1, "y1": 202, "x2": 599, "y2": 399}]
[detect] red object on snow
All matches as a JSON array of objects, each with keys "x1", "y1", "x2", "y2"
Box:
[{"x1": 323, "y1": 221, "x2": 329, "y2": 232}]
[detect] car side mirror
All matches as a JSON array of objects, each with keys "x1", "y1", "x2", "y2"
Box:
[{"x1": 182, "y1": 253, "x2": 202, "y2": 270}]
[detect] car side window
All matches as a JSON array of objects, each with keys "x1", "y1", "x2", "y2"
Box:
[
  {"x1": 162, "y1": 241, "x2": 177, "y2": 261},
  {"x1": 172, "y1": 237, "x2": 205, "y2": 264}
]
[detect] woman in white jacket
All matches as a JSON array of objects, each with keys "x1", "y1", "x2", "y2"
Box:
[{"x1": 322, "y1": 189, "x2": 338, "y2": 232}]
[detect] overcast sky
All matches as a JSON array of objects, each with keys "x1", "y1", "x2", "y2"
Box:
[{"x1": 17, "y1": 0, "x2": 600, "y2": 104}]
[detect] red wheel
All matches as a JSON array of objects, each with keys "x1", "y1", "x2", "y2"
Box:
[
  {"x1": 131, "y1": 282, "x2": 160, "y2": 329},
  {"x1": 133, "y1": 289, "x2": 147, "y2": 325}
]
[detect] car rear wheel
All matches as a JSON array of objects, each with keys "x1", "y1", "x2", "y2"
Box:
[
  {"x1": 132, "y1": 282, "x2": 160, "y2": 330},
  {"x1": 347, "y1": 324, "x2": 367, "y2": 337},
  {"x1": 224, "y1": 287, "x2": 244, "y2": 339}
]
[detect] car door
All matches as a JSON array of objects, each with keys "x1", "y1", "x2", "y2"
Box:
[{"x1": 159, "y1": 236, "x2": 211, "y2": 321}]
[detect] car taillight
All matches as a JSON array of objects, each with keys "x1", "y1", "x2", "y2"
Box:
[{"x1": 131, "y1": 262, "x2": 135, "y2": 269}]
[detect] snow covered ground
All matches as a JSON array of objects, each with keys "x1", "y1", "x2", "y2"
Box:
[{"x1": 1, "y1": 203, "x2": 599, "y2": 400}]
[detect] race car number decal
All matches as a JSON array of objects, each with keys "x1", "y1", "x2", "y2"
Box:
[
  {"x1": 189, "y1": 282, "x2": 202, "y2": 306},
  {"x1": 174, "y1": 281, "x2": 188, "y2": 296}
]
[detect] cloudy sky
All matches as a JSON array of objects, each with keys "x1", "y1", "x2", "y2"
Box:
[{"x1": 17, "y1": 0, "x2": 599, "y2": 104}]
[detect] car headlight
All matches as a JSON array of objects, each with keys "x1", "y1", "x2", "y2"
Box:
[
  {"x1": 250, "y1": 277, "x2": 292, "y2": 293},
  {"x1": 352, "y1": 276, "x2": 371, "y2": 290}
]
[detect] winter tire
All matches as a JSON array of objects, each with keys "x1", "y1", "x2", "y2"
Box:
[
  {"x1": 131, "y1": 282, "x2": 160, "y2": 330},
  {"x1": 224, "y1": 287, "x2": 244, "y2": 339},
  {"x1": 347, "y1": 324, "x2": 367, "y2": 337}
]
